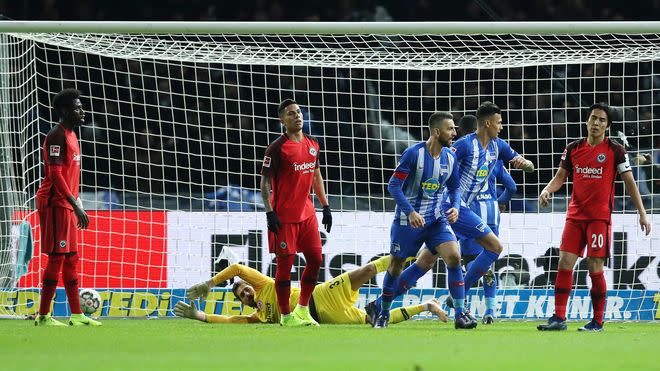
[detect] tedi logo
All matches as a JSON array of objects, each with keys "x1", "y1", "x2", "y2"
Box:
[
  {"x1": 293, "y1": 162, "x2": 316, "y2": 171},
  {"x1": 575, "y1": 166, "x2": 603, "y2": 175}
]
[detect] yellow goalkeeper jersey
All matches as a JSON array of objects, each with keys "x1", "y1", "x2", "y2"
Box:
[{"x1": 211, "y1": 264, "x2": 299, "y2": 324}]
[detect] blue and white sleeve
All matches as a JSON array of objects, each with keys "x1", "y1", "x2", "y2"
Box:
[
  {"x1": 495, "y1": 161, "x2": 517, "y2": 204},
  {"x1": 497, "y1": 138, "x2": 519, "y2": 163},
  {"x1": 388, "y1": 148, "x2": 416, "y2": 215}
]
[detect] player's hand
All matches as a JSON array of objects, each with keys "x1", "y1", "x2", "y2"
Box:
[
  {"x1": 538, "y1": 189, "x2": 551, "y2": 208},
  {"x1": 186, "y1": 282, "x2": 211, "y2": 301},
  {"x1": 634, "y1": 153, "x2": 652, "y2": 165},
  {"x1": 426, "y1": 298, "x2": 448, "y2": 323},
  {"x1": 639, "y1": 214, "x2": 651, "y2": 236},
  {"x1": 408, "y1": 211, "x2": 425, "y2": 228},
  {"x1": 511, "y1": 156, "x2": 534, "y2": 173},
  {"x1": 266, "y1": 211, "x2": 282, "y2": 234},
  {"x1": 322, "y1": 205, "x2": 332, "y2": 233},
  {"x1": 74, "y1": 207, "x2": 90, "y2": 230},
  {"x1": 445, "y1": 208, "x2": 459, "y2": 224},
  {"x1": 499, "y1": 203, "x2": 507, "y2": 213},
  {"x1": 174, "y1": 301, "x2": 205, "y2": 321}
]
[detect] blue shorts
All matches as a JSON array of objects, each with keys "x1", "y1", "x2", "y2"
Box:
[
  {"x1": 390, "y1": 219, "x2": 457, "y2": 259},
  {"x1": 460, "y1": 225, "x2": 499, "y2": 256},
  {"x1": 442, "y1": 203, "x2": 492, "y2": 242}
]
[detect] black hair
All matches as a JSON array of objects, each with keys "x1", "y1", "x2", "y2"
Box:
[
  {"x1": 457, "y1": 114, "x2": 478, "y2": 136},
  {"x1": 277, "y1": 99, "x2": 298, "y2": 117},
  {"x1": 232, "y1": 280, "x2": 245, "y2": 299},
  {"x1": 588, "y1": 102, "x2": 613, "y2": 127},
  {"x1": 476, "y1": 101, "x2": 501, "y2": 126},
  {"x1": 428, "y1": 111, "x2": 453, "y2": 130},
  {"x1": 52, "y1": 88, "x2": 81, "y2": 117}
]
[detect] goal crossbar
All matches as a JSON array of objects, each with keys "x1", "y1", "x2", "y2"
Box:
[{"x1": 0, "y1": 21, "x2": 660, "y2": 35}]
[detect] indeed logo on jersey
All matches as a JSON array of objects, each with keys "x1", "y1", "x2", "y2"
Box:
[
  {"x1": 421, "y1": 177, "x2": 441, "y2": 196},
  {"x1": 476, "y1": 164, "x2": 489, "y2": 182},
  {"x1": 575, "y1": 165, "x2": 603, "y2": 179},
  {"x1": 293, "y1": 161, "x2": 316, "y2": 173}
]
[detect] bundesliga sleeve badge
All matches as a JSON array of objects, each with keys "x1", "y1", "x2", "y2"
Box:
[
  {"x1": 49, "y1": 145, "x2": 61, "y2": 157},
  {"x1": 263, "y1": 156, "x2": 271, "y2": 168}
]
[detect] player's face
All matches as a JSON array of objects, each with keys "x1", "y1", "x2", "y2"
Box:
[
  {"x1": 236, "y1": 283, "x2": 256, "y2": 307},
  {"x1": 484, "y1": 113, "x2": 502, "y2": 138},
  {"x1": 280, "y1": 104, "x2": 303, "y2": 133},
  {"x1": 436, "y1": 119, "x2": 457, "y2": 147},
  {"x1": 65, "y1": 98, "x2": 85, "y2": 127},
  {"x1": 587, "y1": 108, "x2": 609, "y2": 139}
]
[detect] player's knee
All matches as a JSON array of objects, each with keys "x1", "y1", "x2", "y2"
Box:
[
  {"x1": 587, "y1": 257, "x2": 605, "y2": 273},
  {"x1": 444, "y1": 253, "x2": 461, "y2": 268},
  {"x1": 482, "y1": 235, "x2": 503, "y2": 254}
]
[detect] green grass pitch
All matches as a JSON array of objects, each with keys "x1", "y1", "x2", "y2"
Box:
[{"x1": 2, "y1": 319, "x2": 659, "y2": 370}]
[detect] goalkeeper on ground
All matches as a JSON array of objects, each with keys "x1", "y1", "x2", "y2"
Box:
[{"x1": 175, "y1": 255, "x2": 447, "y2": 325}]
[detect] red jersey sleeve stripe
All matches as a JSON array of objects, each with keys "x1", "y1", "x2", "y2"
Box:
[{"x1": 393, "y1": 171, "x2": 408, "y2": 180}]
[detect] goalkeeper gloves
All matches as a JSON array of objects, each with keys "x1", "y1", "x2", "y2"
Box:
[
  {"x1": 186, "y1": 282, "x2": 211, "y2": 301},
  {"x1": 174, "y1": 301, "x2": 206, "y2": 322},
  {"x1": 266, "y1": 211, "x2": 282, "y2": 234},
  {"x1": 322, "y1": 205, "x2": 332, "y2": 233}
]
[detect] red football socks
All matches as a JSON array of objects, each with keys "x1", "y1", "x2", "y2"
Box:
[
  {"x1": 298, "y1": 251, "x2": 322, "y2": 307},
  {"x1": 274, "y1": 254, "x2": 295, "y2": 315},
  {"x1": 554, "y1": 269, "x2": 573, "y2": 320},
  {"x1": 38, "y1": 254, "x2": 64, "y2": 315},
  {"x1": 590, "y1": 271, "x2": 607, "y2": 325},
  {"x1": 63, "y1": 253, "x2": 82, "y2": 314}
]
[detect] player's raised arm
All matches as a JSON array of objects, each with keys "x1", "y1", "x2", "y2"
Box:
[
  {"x1": 186, "y1": 263, "x2": 272, "y2": 301},
  {"x1": 620, "y1": 171, "x2": 651, "y2": 235}
]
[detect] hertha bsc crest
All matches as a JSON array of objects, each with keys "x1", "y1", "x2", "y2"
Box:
[
  {"x1": 59, "y1": 240, "x2": 67, "y2": 248},
  {"x1": 280, "y1": 242, "x2": 287, "y2": 249}
]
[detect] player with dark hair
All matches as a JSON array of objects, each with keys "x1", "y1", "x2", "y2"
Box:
[
  {"x1": 368, "y1": 111, "x2": 477, "y2": 329},
  {"x1": 258, "y1": 99, "x2": 332, "y2": 326},
  {"x1": 446, "y1": 115, "x2": 517, "y2": 324},
  {"x1": 457, "y1": 114, "x2": 478, "y2": 138},
  {"x1": 178, "y1": 256, "x2": 448, "y2": 325},
  {"x1": 537, "y1": 103, "x2": 651, "y2": 332},
  {"x1": 34, "y1": 88, "x2": 100, "y2": 326},
  {"x1": 442, "y1": 102, "x2": 533, "y2": 320}
]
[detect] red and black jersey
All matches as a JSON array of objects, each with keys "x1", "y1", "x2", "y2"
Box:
[
  {"x1": 36, "y1": 124, "x2": 81, "y2": 210},
  {"x1": 560, "y1": 137, "x2": 630, "y2": 222},
  {"x1": 261, "y1": 134, "x2": 320, "y2": 223}
]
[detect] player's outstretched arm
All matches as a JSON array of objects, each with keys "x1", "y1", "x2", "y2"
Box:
[
  {"x1": 174, "y1": 301, "x2": 260, "y2": 324},
  {"x1": 621, "y1": 171, "x2": 652, "y2": 235},
  {"x1": 539, "y1": 167, "x2": 569, "y2": 208},
  {"x1": 510, "y1": 155, "x2": 535, "y2": 173}
]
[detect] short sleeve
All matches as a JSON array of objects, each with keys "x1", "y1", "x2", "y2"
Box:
[
  {"x1": 45, "y1": 128, "x2": 67, "y2": 166},
  {"x1": 497, "y1": 138, "x2": 518, "y2": 163},
  {"x1": 261, "y1": 138, "x2": 283, "y2": 177},
  {"x1": 559, "y1": 141, "x2": 578, "y2": 172},
  {"x1": 613, "y1": 143, "x2": 631, "y2": 174}
]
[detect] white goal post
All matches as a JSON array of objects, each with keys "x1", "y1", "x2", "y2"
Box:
[{"x1": 0, "y1": 21, "x2": 658, "y2": 321}]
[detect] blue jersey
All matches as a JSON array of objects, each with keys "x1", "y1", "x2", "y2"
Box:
[
  {"x1": 388, "y1": 142, "x2": 461, "y2": 226},
  {"x1": 451, "y1": 133, "x2": 519, "y2": 206},
  {"x1": 469, "y1": 160, "x2": 517, "y2": 227}
]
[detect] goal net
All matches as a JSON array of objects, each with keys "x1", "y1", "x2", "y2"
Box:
[{"x1": 0, "y1": 22, "x2": 658, "y2": 321}]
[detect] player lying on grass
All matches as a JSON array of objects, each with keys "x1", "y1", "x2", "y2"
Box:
[{"x1": 175, "y1": 255, "x2": 448, "y2": 325}]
